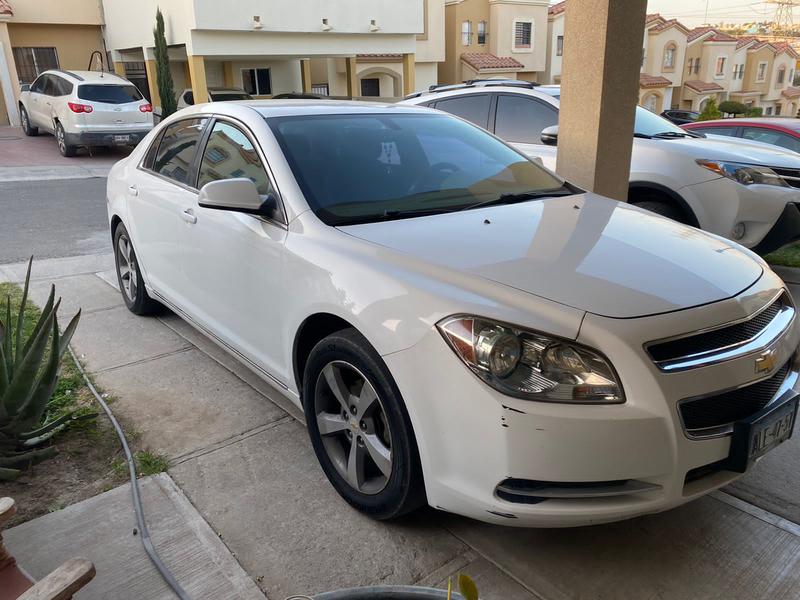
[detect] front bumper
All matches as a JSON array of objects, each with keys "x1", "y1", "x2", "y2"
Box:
[
  {"x1": 752, "y1": 202, "x2": 800, "y2": 255},
  {"x1": 384, "y1": 269, "x2": 800, "y2": 527},
  {"x1": 64, "y1": 128, "x2": 152, "y2": 148}
]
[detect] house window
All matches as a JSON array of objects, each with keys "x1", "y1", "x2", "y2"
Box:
[
  {"x1": 514, "y1": 21, "x2": 532, "y2": 49},
  {"x1": 776, "y1": 103, "x2": 783, "y2": 115},
  {"x1": 461, "y1": 20, "x2": 472, "y2": 46},
  {"x1": 733, "y1": 64, "x2": 745, "y2": 79},
  {"x1": 556, "y1": 35, "x2": 564, "y2": 57},
  {"x1": 242, "y1": 68, "x2": 272, "y2": 96},
  {"x1": 766, "y1": 106, "x2": 773, "y2": 115},
  {"x1": 663, "y1": 44, "x2": 676, "y2": 69},
  {"x1": 311, "y1": 83, "x2": 329, "y2": 96},
  {"x1": 777, "y1": 65, "x2": 786, "y2": 85},
  {"x1": 694, "y1": 59, "x2": 700, "y2": 74},
  {"x1": 757, "y1": 61, "x2": 768, "y2": 82},
  {"x1": 715, "y1": 56, "x2": 726, "y2": 77},
  {"x1": 11, "y1": 47, "x2": 59, "y2": 83},
  {"x1": 477, "y1": 21, "x2": 487, "y2": 45},
  {"x1": 360, "y1": 78, "x2": 380, "y2": 97}
]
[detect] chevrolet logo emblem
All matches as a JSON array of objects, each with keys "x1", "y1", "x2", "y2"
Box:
[{"x1": 755, "y1": 349, "x2": 777, "y2": 374}]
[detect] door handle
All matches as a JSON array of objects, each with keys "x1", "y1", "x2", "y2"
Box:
[
  {"x1": 181, "y1": 208, "x2": 197, "y2": 224},
  {"x1": 127, "y1": 185, "x2": 138, "y2": 197}
]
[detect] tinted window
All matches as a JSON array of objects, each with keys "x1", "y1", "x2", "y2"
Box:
[
  {"x1": 45, "y1": 75, "x2": 72, "y2": 96},
  {"x1": 209, "y1": 92, "x2": 252, "y2": 102},
  {"x1": 153, "y1": 118, "x2": 208, "y2": 185},
  {"x1": 269, "y1": 113, "x2": 565, "y2": 225},
  {"x1": 77, "y1": 84, "x2": 143, "y2": 104},
  {"x1": 198, "y1": 121, "x2": 274, "y2": 196},
  {"x1": 692, "y1": 126, "x2": 737, "y2": 137},
  {"x1": 494, "y1": 95, "x2": 558, "y2": 144},
  {"x1": 742, "y1": 127, "x2": 800, "y2": 153},
  {"x1": 433, "y1": 94, "x2": 491, "y2": 129},
  {"x1": 30, "y1": 75, "x2": 47, "y2": 94}
]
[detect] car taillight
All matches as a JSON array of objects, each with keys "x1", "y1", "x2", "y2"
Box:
[
  {"x1": 139, "y1": 103, "x2": 153, "y2": 113},
  {"x1": 67, "y1": 102, "x2": 93, "y2": 113}
]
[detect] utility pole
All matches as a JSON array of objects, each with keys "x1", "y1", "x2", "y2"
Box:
[{"x1": 767, "y1": 0, "x2": 799, "y2": 35}]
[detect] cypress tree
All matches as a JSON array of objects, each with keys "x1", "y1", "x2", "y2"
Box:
[{"x1": 153, "y1": 8, "x2": 177, "y2": 118}]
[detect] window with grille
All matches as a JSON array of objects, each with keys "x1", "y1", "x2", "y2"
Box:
[
  {"x1": 514, "y1": 22, "x2": 532, "y2": 48},
  {"x1": 461, "y1": 21, "x2": 472, "y2": 46},
  {"x1": 311, "y1": 83, "x2": 329, "y2": 96},
  {"x1": 12, "y1": 47, "x2": 59, "y2": 83},
  {"x1": 477, "y1": 21, "x2": 487, "y2": 45},
  {"x1": 556, "y1": 36, "x2": 564, "y2": 57}
]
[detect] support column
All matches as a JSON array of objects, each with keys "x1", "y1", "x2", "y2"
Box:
[
  {"x1": 113, "y1": 62, "x2": 126, "y2": 77},
  {"x1": 300, "y1": 59, "x2": 312, "y2": 93},
  {"x1": 143, "y1": 47, "x2": 161, "y2": 109},
  {"x1": 109, "y1": 50, "x2": 126, "y2": 77},
  {"x1": 345, "y1": 57, "x2": 358, "y2": 97},
  {"x1": 0, "y1": 21, "x2": 20, "y2": 126},
  {"x1": 187, "y1": 55, "x2": 209, "y2": 104},
  {"x1": 402, "y1": 53, "x2": 416, "y2": 96},
  {"x1": 556, "y1": 0, "x2": 647, "y2": 201},
  {"x1": 183, "y1": 61, "x2": 192, "y2": 87},
  {"x1": 223, "y1": 61, "x2": 234, "y2": 88}
]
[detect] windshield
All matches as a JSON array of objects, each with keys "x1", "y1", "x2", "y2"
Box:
[
  {"x1": 268, "y1": 113, "x2": 568, "y2": 225},
  {"x1": 634, "y1": 106, "x2": 688, "y2": 136},
  {"x1": 210, "y1": 92, "x2": 252, "y2": 101},
  {"x1": 77, "y1": 84, "x2": 142, "y2": 104}
]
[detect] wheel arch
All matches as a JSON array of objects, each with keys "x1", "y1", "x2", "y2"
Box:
[{"x1": 628, "y1": 181, "x2": 700, "y2": 228}]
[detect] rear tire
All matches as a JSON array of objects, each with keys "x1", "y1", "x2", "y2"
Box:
[
  {"x1": 634, "y1": 199, "x2": 685, "y2": 223},
  {"x1": 303, "y1": 328, "x2": 426, "y2": 520},
  {"x1": 19, "y1": 105, "x2": 38, "y2": 136},
  {"x1": 113, "y1": 223, "x2": 161, "y2": 315},
  {"x1": 55, "y1": 122, "x2": 77, "y2": 157}
]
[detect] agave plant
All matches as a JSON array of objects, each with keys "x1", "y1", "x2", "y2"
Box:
[{"x1": 0, "y1": 258, "x2": 81, "y2": 480}]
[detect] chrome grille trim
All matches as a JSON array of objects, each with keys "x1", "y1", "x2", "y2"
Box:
[{"x1": 645, "y1": 290, "x2": 794, "y2": 373}]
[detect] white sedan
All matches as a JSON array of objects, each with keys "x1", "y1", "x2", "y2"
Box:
[{"x1": 107, "y1": 101, "x2": 800, "y2": 527}]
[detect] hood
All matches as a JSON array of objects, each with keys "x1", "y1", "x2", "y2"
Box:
[
  {"x1": 646, "y1": 135, "x2": 800, "y2": 168},
  {"x1": 340, "y1": 194, "x2": 763, "y2": 319}
]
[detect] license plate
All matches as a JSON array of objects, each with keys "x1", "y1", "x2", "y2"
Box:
[
  {"x1": 728, "y1": 393, "x2": 798, "y2": 472},
  {"x1": 113, "y1": 134, "x2": 130, "y2": 144}
]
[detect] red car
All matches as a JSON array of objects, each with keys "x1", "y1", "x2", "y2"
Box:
[{"x1": 683, "y1": 118, "x2": 800, "y2": 154}]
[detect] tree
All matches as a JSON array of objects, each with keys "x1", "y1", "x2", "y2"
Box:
[
  {"x1": 718, "y1": 100, "x2": 748, "y2": 117},
  {"x1": 153, "y1": 8, "x2": 177, "y2": 118},
  {"x1": 745, "y1": 106, "x2": 764, "y2": 118},
  {"x1": 697, "y1": 97, "x2": 722, "y2": 121}
]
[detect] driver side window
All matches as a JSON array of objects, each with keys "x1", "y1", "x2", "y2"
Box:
[
  {"x1": 198, "y1": 121, "x2": 275, "y2": 197},
  {"x1": 31, "y1": 75, "x2": 47, "y2": 94}
]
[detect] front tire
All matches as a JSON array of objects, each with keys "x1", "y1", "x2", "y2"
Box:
[
  {"x1": 303, "y1": 328, "x2": 425, "y2": 520},
  {"x1": 113, "y1": 223, "x2": 161, "y2": 315},
  {"x1": 19, "y1": 105, "x2": 38, "y2": 136},
  {"x1": 55, "y1": 122, "x2": 77, "y2": 157},
  {"x1": 634, "y1": 199, "x2": 685, "y2": 222}
]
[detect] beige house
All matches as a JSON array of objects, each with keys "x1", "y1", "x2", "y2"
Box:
[
  {"x1": 676, "y1": 27, "x2": 738, "y2": 112},
  {"x1": 0, "y1": 0, "x2": 104, "y2": 126},
  {"x1": 542, "y1": 0, "x2": 565, "y2": 84},
  {"x1": 638, "y1": 14, "x2": 689, "y2": 113},
  {"x1": 439, "y1": 0, "x2": 550, "y2": 85}
]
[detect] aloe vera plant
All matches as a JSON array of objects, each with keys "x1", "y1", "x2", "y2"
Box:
[{"x1": 0, "y1": 258, "x2": 81, "y2": 480}]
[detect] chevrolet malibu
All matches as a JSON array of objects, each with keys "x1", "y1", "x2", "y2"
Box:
[{"x1": 107, "y1": 101, "x2": 800, "y2": 527}]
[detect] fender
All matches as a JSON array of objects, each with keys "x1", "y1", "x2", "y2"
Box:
[{"x1": 628, "y1": 181, "x2": 700, "y2": 228}]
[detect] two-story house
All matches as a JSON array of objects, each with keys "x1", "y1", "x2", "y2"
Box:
[
  {"x1": 439, "y1": 0, "x2": 550, "y2": 85},
  {"x1": 542, "y1": 0, "x2": 565, "y2": 84},
  {"x1": 0, "y1": 0, "x2": 105, "y2": 126},
  {"x1": 677, "y1": 27, "x2": 738, "y2": 112},
  {"x1": 638, "y1": 15, "x2": 689, "y2": 114}
]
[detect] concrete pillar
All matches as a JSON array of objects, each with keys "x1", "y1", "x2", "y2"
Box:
[
  {"x1": 113, "y1": 62, "x2": 126, "y2": 77},
  {"x1": 183, "y1": 61, "x2": 192, "y2": 87},
  {"x1": 0, "y1": 21, "x2": 20, "y2": 126},
  {"x1": 345, "y1": 57, "x2": 358, "y2": 97},
  {"x1": 402, "y1": 53, "x2": 416, "y2": 96},
  {"x1": 300, "y1": 59, "x2": 312, "y2": 93},
  {"x1": 223, "y1": 61, "x2": 234, "y2": 88},
  {"x1": 556, "y1": 0, "x2": 647, "y2": 201},
  {"x1": 143, "y1": 57, "x2": 160, "y2": 109},
  {"x1": 187, "y1": 55, "x2": 209, "y2": 104}
]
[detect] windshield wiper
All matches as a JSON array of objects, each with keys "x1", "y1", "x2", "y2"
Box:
[
  {"x1": 651, "y1": 131, "x2": 697, "y2": 139},
  {"x1": 633, "y1": 132, "x2": 652, "y2": 139},
  {"x1": 459, "y1": 187, "x2": 573, "y2": 212}
]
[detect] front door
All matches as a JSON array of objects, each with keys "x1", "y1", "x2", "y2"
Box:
[
  {"x1": 27, "y1": 74, "x2": 50, "y2": 130},
  {"x1": 178, "y1": 118, "x2": 289, "y2": 383},
  {"x1": 492, "y1": 94, "x2": 559, "y2": 171}
]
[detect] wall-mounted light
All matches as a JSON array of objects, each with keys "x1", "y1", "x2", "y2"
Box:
[
  {"x1": 252, "y1": 15, "x2": 263, "y2": 30},
  {"x1": 321, "y1": 18, "x2": 332, "y2": 31},
  {"x1": 369, "y1": 19, "x2": 380, "y2": 32}
]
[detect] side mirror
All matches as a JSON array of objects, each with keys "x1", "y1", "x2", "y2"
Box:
[
  {"x1": 541, "y1": 125, "x2": 559, "y2": 146},
  {"x1": 198, "y1": 178, "x2": 278, "y2": 219},
  {"x1": 20, "y1": 84, "x2": 30, "y2": 93}
]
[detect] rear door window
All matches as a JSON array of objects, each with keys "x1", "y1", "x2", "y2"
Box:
[
  {"x1": 77, "y1": 84, "x2": 143, "y2": 104},
  {"x1": 693, "y1": 126, "x2": 737, "y2": 137},
  {"x1": 494, "y1": 94, "x2": 559, "y2": 145},
  {"x1": 152, "y1": 118, "x2": 209, "y2": 186},
  {"x1": 433, "y1": 94, "x2": 491, "y2": 129}
]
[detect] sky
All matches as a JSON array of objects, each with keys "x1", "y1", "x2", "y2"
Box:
[{"x1": 645, "y1": 1, "x2": 782, "y2": 27}]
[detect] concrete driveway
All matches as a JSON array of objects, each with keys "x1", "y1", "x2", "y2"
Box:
[{"x1": 3, "y1": 254, "x2": 800, "y2": 599}]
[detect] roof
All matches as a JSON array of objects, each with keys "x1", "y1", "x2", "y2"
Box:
[
  {"x1": 460, "y1": 53, "x2": 524, "y2": 72},
  {"x1": 640, "y1": 74, "x2": 672, "y2": 88},
  {"x1": 772, "y1": 41, "x2": 799, "y2": 58},
  {"x1": 684, "y1": 80, "x2": 724, "y2": 93},
  {"x1": 687, "y1": 26, "x2": 715, "y2": 42},
  {"x1": 548, "y1": 1, "x2": 566, "y2": 17},
  {"x1": 686, "y1": 27, "x2": 736, "y2": 43},
  {"x1": 736, "y1": 36, "x2": 759, "y2": 49},
  {"x1": 247, "y1": 100, "x2": 434, "y2": 119},
  {"x1": 0, "y1": 0, "x2": 12, "y2": 17},
  {"x1": 782, "y1": 86, "x2": 800, "y2": 99},
  {"x1": 357, "y1": 53, "x2": 402, "y2": 59},
  {"x1": 46, "y1": 69, "x2": 129, "y2": 84},
  {"x1": 649, "y1": 18, "x2": 690, "y2": 35}
]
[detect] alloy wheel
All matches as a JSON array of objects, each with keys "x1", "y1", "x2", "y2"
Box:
[
  {"x1": 20, "y1": 109, "x2": 28, "y2": 131},
  {"x1": 116, "y1": 234, "x2": 139, "y2": 302},
  {"x1": 56, "y1": 125, "x2": 66, "y2": 154},
  {"x1": 314, "y1": 360, "x2": 393, "y2": 495}
]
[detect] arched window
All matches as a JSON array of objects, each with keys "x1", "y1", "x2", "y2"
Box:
[
  {"x1": 643, "y1": 92, "x2": 660, "y2": 113},
  {"x1": 663, "y1": 43, "x2": 677, "y2": 70}
]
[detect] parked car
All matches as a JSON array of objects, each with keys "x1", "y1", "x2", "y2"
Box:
[
  {"x1": 683, "y1": 118, "x2": 800, "y2": 154},
  {"x1": 177, "y1": 87, "x2": 253, "y2": 108},
  {"x1": 18, "y1": 70, "x2": 153, "y2": 156},
  {"x1": 401, "y1": 82, "x2": 800, "y2": 255},
  {"x1": 661, "y1": 109, "x2": 700, "y2": 125},
  {"x1": 107, "y1": 100, "x2": 799, "y2": 527}
]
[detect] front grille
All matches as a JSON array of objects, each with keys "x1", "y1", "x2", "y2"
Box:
[
  {"x1": 647, "y1": 294, "x2": 786, "y2": 364},
  {"x1": 679, "y1": 360, "x2": 790, "y2": 433},
  {"x1": 772, "y1": 167, "x2": 800, "y2": 189}
]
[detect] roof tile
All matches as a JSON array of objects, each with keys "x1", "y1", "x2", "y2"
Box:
[
  {"x1": 460, "y1": 53, "x2": 524, "y2": 71},
  {"x1": 684, "y1": 79, "x2": 724, "y2": 93},
  {"x1": 640, "y1": 73, "x2": 672, "y2": 88}
]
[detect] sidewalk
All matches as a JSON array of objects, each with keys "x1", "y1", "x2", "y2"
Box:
[{"x1": 3, "y1": 254, "x2": 800, "y2": 599}]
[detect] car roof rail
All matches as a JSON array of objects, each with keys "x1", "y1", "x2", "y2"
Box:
[
  {"x1": 51, "y1": 69, "x2": 84, "y2": 81},
  {"x1": 404, "y1": 78, "x2": 540, "y2": 99}
]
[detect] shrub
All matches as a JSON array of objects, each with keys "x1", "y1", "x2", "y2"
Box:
[
  {"x1": 719, "y1": 100, "x2": 748, "y2": 116},
  {"x1": 697, "y1": 97, "x2": 722, "y2": 121}
]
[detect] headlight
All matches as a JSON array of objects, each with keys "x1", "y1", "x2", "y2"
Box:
[
  {"x1": 696, "y1": 160, "x2": 788, "y2": 187},
  {"x1": 437, "y1": 316, "x2": 624, "y2": 404}
]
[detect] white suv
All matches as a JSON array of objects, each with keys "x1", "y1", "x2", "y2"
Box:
[
  {"x1": 18, "y1": 70, "x2": 154, "y2": 157},
  {"x1": 401, "y1": 82, "x2": 800, "y2": 254}
]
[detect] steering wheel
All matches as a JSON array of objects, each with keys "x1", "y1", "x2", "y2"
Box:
[{"x1": 409, "y1": 162, "x2": 462, "y2": 195}]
